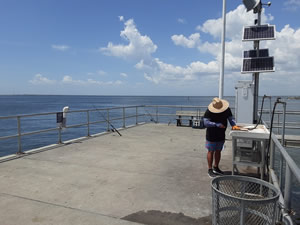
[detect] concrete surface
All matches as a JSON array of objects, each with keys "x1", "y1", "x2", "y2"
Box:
[{"x1": 0, "y1": 123, "x2": 233, "y2": 225}]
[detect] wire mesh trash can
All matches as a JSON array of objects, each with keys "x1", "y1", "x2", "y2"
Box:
[{"x1": 212, "y1": 176, "x2": 279, "y2": 225}]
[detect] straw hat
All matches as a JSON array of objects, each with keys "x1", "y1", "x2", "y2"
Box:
[{"x1": 208, "y1": 97, "x2": 229, "y2": 113}]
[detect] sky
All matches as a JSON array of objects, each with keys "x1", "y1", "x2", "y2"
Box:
[{"x1": 0, "y1": 0, "x2": 300, "y2": 96}]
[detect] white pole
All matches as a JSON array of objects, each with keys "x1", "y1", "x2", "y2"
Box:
[{"x1": 219, "y1": 0, "x2": 226, "y2": 99}]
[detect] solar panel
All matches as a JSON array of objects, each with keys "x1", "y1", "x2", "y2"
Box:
[
  {"x1": 243, "y1": 25, "x2": 276, "y2": 41},
  {"x1": 243, "y1": 49, "x2": 269, "y2": 58},
  {"x1": 241, "y1": 57, "x2": 274, "y2": 73}
]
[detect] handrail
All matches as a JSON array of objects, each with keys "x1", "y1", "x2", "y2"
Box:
[
  {"x1": 271, "y1": 134, "x2": 300, "y2": 182},
  {"x1": 0, "y1": 105, "x2": 208, "y2": 154}
]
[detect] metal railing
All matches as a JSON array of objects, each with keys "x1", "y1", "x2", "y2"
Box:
[
  {"x1": 262, "y1": 110, "x2": 300, "y2": 130},
  {"x1": 261, "y1": 105, "x2": 300, "y2": 224},
  {"x1": 0, "y1": 105, "x2": 207, "y2": 155},
  {"x1": 268, "y1": 133, "x2": 300, "y2": 225}
]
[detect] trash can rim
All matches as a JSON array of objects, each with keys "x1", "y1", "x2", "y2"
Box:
[{"x1": 211, "y1": 175, "x2": 280, "y2": 202}]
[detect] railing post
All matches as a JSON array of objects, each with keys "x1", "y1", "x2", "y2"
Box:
[
  {"x1": 87, "y1": 110, "x2": 90, "y2": 137},
  {"x1": 58, "y1": 126, "x2": 62, "y2": 144},
  {"x1": 156, "y1": 106, "x2": 158, "y2": 123},
  {"x1": 123, "y1": 107, "x2": 126, "y2": 128},
  {"x1": 269, "y1": 139, "x2": 275, "y2": 184},
  {"x1": 279, "y1": 154, "x2": 284, "y2": 191},
  {"x1": 277, "y1": 113, "x2": 280, "y2": 134},
  {"x1": 17, "y1": 116, "x2": 22, "y2": 154},
  {"x1": 136, "y1": 106, "x2": 138, "y2": 125},
  {"x1": 107, "y1": 109, "x2": 110, "y2": 131},
  {"x1": 281, "y1": 102, "x2": 286, "y2": 146},
  {"x1": 284, "y1": 165, "x2": 292, "y2": 212}
]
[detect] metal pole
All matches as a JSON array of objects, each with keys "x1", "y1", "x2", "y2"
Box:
[
  {"x1": 281, "y1": 102, "x2": 286, "y2": 146},
  {"x1": 284, "y1": 165, "x2": 292, "y2": 211},
  {"x1": 156, "y1": 106, "x2": 158, "y2": 123},
  {"x1": 219, "y1": 0, "x2": 226, "y2": 99},
  {"x1": 17, "y1": 116, "x2": 22, "y2": 154},
  {"x1": 107, "y1": 109, "x2": 110, "y2": 131},
  {"x1": 253, "y1": 8, "x2": 261, "y2": 123},
  {"x1": 123, "y1": 107, "x2": 126, "y2": 128},
  {"x1": 136, "y1": 106, "x2": 138, "y2": 125},
  {"x1": 253, "y1": 73, "x2": 259, "y2": 123},
  {"x1": 58, "y1": 126, "x2": 62, "y2": 144},
  {"x1": 279, "y1": 154, "x2": 284, "y2": 190},
  {"x1": 87, "y1": 111, "x2": 90, "y2": 137}
]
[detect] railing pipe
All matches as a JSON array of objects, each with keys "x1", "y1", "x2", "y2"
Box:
[
  {"x1": 107, "y1": 109, "x2": 110, "y2": 131},
  {"x1": 17, "y1": 116, "x2": 22, "y2": 154},
  {"x1": 270, "y1": 169, "x2": 294, "y2": 225},
  {"x1": 58, "y1": 126, "x2": 62, "y2": 144},
  {"x1": 123, "y1": 107, "x2": 126, "y2": 128},
  {"x1": 87, "y1": 111, "x2": 90, "y2": 137},
  {"x1": 279, "y1": 154, "x2": 284, "y2": 191},
  {"x1": 136, "y1": 106, "x2": 138, "y2": 125},
  {"x1": 284, "y1": 165, "x2": 292, "y2": 211},
  {"x1": 281, "y1": 102, "x2": 286, "y2": 145},
  {"x1": 272, "y1": 134, "x2": 300, "y2": 182}
]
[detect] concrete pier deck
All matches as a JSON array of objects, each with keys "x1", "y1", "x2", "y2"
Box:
[{"x1": 0, "y1": 123, "x2": 233, "y2": 225}]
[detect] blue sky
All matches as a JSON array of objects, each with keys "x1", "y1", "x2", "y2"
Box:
[{"x1": 0, "y1": 0, "x2": 300, "y2": 96}]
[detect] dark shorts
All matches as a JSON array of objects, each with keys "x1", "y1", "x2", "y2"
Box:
[{"x1": 205, "y1": 140, "x2": 225, "y2": 152}]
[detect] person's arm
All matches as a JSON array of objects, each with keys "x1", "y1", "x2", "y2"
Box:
[
  {"x1": 228, "y1": 116, "x2": 236, "y2": 126},
  {"x1": 228, "y1": 116, "x2": 241, "y2": 130},
  {"x1": 204, "y1": 118, "x2": 224, "y2": 128}
]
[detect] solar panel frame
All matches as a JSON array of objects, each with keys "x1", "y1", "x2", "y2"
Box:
[
  {"x1": 243, "y1": 49, "x2": 269, "y2": 58},
  {"x1": 242, "y1": 25, "x2": 276, "y2": 41},
  {"x1": 241, "y1": 56, "x2": 275, "y2": 73}
]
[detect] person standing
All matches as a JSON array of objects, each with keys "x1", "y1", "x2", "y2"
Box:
[{"x1": 203, "y1": 98, "x2": 239, "y2": 178}]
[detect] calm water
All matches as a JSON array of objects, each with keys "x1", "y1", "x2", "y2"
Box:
[
  {"x1": 0, "y1": 95, "x2": 231, "y2": 155},
  {"x1": 0, "y1": 95, "x2": 299, "y2": 155},
  {"x1": 0, "y1": 95, "x2": 300, "y2": 217}
]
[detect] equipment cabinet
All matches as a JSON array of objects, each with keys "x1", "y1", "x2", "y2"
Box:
[{"x1": 230, "y1": 124, "x2": 269, "y2": 180}]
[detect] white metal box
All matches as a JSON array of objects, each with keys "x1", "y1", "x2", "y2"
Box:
[{"x1": 235, "y1": 81, "x2": 254, "y2": 124}]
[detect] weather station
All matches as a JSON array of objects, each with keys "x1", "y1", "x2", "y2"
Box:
[
  {"x1": 237, "y1": 0, "x2": 275, "y2": 124},
  {"x1": 230, "y1": 0, "x2": 276, "y2": 179}
]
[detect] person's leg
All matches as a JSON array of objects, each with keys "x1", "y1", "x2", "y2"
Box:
[
  {"x1": 213, "y1": 141, "x2": 225, "y2": 175},
  {"x1": 207, "y1": 151, "x2": 214, "y2": 169},
  {"x1": 214, "y1": 150, "x2": 221, "y2": 168},
  {"x1": 205, "y1": 141, "x2": 217, "y2": 177}
]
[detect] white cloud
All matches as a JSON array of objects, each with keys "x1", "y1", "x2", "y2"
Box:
[
  {"x1": 100, "y1": 18, "x2": 157, "y2": 61},
  {"x1": 97, "y1": 70, "x2": 107, "y2": 76},
  {"x1": 29, "y1": 74, "x2": 56, "y2": 85},
  {"x1": 136, "y1": 58, "x2": 219, "y2": 84},
  {"x1": 284, "y1": 0, "x2": 300, "y2": 11},
  {"x1": 199, "y1": 5, "x2": 273, "y2": 40},
  {"x1": 177, "y1": 18, "x2": 186, "y2": 24},
  {"x1": 29, "y1": 73, "x2": 122, "y2": 88},
  {"x1": 51, "y1": 45, "x2": 70, "y2": 51},
  {"x1": 120, "y1": 72, "x2": 128, "y2": 78},
  {"x1": 100, "y1": 6, "x2": 300, "y2": 95},
  {"x1": 62, "y1": 75, "x2": 81, "y2": 84},
  {"x1": 263, "y1": 24, "x2": 300, "y2": 75},
  {"x1": 171, "y1": 33, "x2": 200, "y2": 48},
  {"x1": 62, "y1": 75, "x2": 122, "y2": 86}
]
